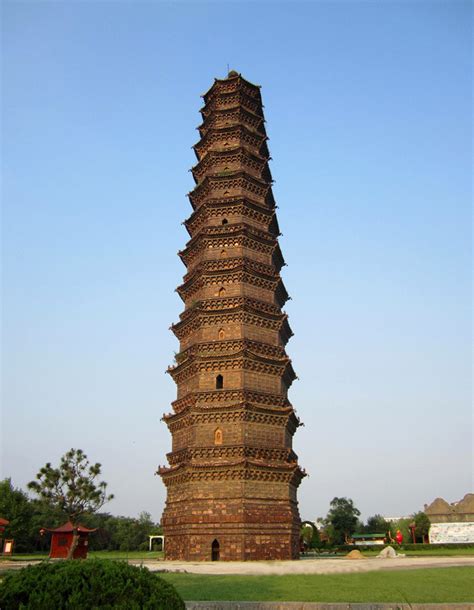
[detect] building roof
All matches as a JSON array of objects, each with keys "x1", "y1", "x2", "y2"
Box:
[
  {"x1": 454, "y1": 494, "x2": 474, "y2": 513},
  {"x1": 425, "y1": 497, "x2": 456, "y2": 515},
  {"x1": 424, "y1": 493, "x2": 474, "y2": 523},
  {"x1": 0, "y1": 517, "x2": 10, "y2": 526}
]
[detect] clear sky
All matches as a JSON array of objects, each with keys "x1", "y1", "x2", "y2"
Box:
[{"x1": 2, "y1": 0, "x2": 472, "y2": 523}]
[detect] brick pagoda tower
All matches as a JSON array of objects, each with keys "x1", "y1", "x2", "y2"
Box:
[{"x1": 158, "y1": 72, "x2": 305, "y2": 561}]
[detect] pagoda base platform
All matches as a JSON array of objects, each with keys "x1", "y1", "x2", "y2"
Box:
[{"x1": 163, "y1": 526, "x2": 300, "y2": 561}]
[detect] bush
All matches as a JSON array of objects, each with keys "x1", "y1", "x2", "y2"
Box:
[{"x1": 0, "y1": 559, "x2": 185, "y2": 610}]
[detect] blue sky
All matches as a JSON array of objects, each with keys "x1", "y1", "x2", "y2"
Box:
[{"x1": 2, "y1": 0, "x2": 472, "y2": 523}]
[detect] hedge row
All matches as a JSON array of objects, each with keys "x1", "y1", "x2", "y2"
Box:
[{"x1": 0, "y1": 560, "x2": 185, "y2": 610}]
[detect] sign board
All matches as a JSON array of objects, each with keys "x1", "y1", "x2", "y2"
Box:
[{"x1": 429, "y1": 522, "x2": 474, "y2": 544}]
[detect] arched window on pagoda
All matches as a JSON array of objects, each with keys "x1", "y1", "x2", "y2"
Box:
[
  {"x1": 218, "y1": 328, "x2": 225, "y2": 340},
  {"x1": 214, "y1": 428, "x2": 223, "y2": 445},
  {"x1": 218, "y1": 287, "x2": 226, "y2": 297},
  {"x1": 216, "y1": 374, "x2": 223, "y2": 389},
  {"x1": 222, "y1": 218, "x2": 228, "y2": 225},
  {"x1": 220, "y1": 249, "x2": 227, "y2": 257}
]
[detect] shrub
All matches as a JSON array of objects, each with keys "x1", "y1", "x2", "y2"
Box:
[{"x1": 0, "y1": 559, "x2": 185, "y2": 610}]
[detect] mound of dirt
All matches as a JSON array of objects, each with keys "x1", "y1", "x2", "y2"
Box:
[{"x1": 345, "y1": 549, "x2": 365, "y2": 560}]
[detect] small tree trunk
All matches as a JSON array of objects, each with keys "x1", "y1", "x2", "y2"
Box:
[{"x1": 67, "y1": 527, "x2": 80, "y2": 560}]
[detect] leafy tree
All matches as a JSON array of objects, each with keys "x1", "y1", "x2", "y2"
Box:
[
  {"x1": 413, "y1": 511, "x2": 431, "y2": 541},
  {"x1": 322, "y1": 522, "x2": 336, "y2": 546},
  {"x1": 388, "y1": 517, "x2": 411, "y2": 544},
  {"x1": 364, "y1": 514, "x2": 390, "y2": 535},
  {"x1": 326, "y1": 497, "x2": 361, "y2": 544},
  {"x1": 300, "y1": 521, "x2": 320, "y2": 549},
  {"x1": 74, "y1": 511, "x2": 162, "y2": 552},
  {"x1": 0, "y1": 479, "x2": 67, "y2": 553},
  {"x1": 0, "y1": 479, "x2": 35, "y2": 552},
  {"x1": 28, "y1": 449, "x2": 113, "y2": 559}
]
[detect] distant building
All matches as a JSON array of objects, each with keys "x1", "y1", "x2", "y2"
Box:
[
  {"x1": 425, "y1": 493, "x2": 474, "y2": 543},
  {"x1": 352, "y1": 533, "x2": 386, "y2": 546}
]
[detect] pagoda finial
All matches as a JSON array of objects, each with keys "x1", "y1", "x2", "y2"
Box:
[{"x1": 227, "y1": 69, "x2": 239, "y2": 78}]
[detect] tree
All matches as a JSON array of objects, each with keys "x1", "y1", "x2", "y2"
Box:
[
  {"x1": 301, "y1": 521, "x2": 321, "y2": 550},
  {"x1": 326, "y1": 497, "x2": 361, "y2": 544},
  {"x1": 0, "y1": 479, "x2": 35, "y2": 552},
  {"x1": 388, "y1": 517, "x2": 411, "y2": 544},
  {"x1": 413, "y1": 511, "x2": 431, "y2": 542},
  {"x1": 364, "y1": 514, "x2": 390, "y2": 535},
  {"x1": 28, "y1": 448, "x2": 114, "y2": 559}
]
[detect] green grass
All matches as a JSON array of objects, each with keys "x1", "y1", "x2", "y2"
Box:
[
  {"x1": 161, "y1": 567, "x2": 474, "y2": 603},
  {"x1": 0, "y1": 550, "x2": 164, "y2": 562},
  {"x1": 89, "y1": 550, "x2": 164, "y2": 560}
]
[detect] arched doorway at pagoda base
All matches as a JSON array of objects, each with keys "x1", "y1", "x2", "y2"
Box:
[{"x1": 211, "y1": 539, "x2": 220, "y2": 561}]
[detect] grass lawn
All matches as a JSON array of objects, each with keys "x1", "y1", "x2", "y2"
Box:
[
  {"x1": 89, "y1": 550, "x2": 164, "y2": 560},
  {"x1": 0, "y1": 550, "x2": 164, "y2": 562},
  {"x1": 161, "y1": 567, "x2": 474, "y2": 603}
]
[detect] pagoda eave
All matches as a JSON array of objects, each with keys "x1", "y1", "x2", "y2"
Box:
[
  {"x1": 201, "y1": 73, "x2": 262, "y2": 104},
  {"x1": 168, "y1": 348, "x2": 291, "y2": 379},
  {"x1": 171, "y1": 388, "x2": 291, "y2": 413},
  {"x1": 159, "y1": 458, "x2": 301, "y2": 481},
  {"x1": 162, "y1": 402, "x2": 296, "y2": 430},
  {"x1": 170, "y1": 301, "x2": 289, "y2": 338},
  {"x1": 184, "y1": 197, "x2": 275, "y2": 237}
]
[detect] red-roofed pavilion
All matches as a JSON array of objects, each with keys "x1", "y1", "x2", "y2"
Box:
[{"x1": 43, "y1": 522, "x2": 97, "y2": 559}]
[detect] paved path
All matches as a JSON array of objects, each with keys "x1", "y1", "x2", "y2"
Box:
[{"x1": 139, "y1": 556, "x2": 474, "y2": 576}]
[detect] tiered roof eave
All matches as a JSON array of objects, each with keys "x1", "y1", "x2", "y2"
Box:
[
  {"x1": 192, "y1": 124, "x2": 270, "y2": 163},
  {"x1": 190, "y1": 147, "x2": 272, "y2": 185},
  {"x1": 170, "y1": 299, "x2": 293, "y2": 341},
  {"x1": 183, "y1": 196, "x2": 276, "y2": 238},
  {"x1": 157, "y1": 459, "x2": 307, "y2": 488},
  {"x1": 201, "y1": 72, "x2": 262, "y2": 103},
  {"x1": 178, "y1": 222, "x2": 279, "y2": 266},
  {"x1": 197, "y1": 105, "x2": 267, "y2": 139}
]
